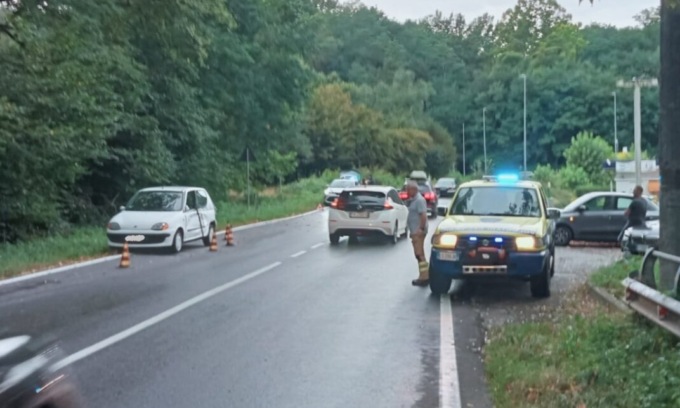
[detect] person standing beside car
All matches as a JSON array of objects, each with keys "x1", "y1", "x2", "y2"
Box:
[
  {"x1": 618, "y1": 185, "x2": 648, "y2": 242},
  {"x1": 406, "y1": 181, "x2": 429, "y2": 286}
]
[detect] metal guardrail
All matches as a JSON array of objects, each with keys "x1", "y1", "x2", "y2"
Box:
[{"x1": 622, "y1": 247, "x2": 680, "y2": 337}]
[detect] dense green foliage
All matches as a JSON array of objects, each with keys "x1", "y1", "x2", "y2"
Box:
[{"x1": 0, "y1": 0, "x2": 660, "y2": 240}]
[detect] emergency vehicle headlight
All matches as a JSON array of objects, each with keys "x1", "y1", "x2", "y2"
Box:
[{"x1": 515, "y1": 236, "x2": 536, "y2": 250}]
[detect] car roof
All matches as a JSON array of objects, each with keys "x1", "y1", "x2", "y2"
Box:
[
  {"x1": 341, "y1": 186, "x2": 396, "y2": 194},
  {"x1": 139, "y1": 186, "x2": 205, "y2": 192}
]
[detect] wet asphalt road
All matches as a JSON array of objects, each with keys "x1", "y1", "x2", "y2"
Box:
[{"x1": 0, "y1": 206, "x2": 620, "y2": 408}]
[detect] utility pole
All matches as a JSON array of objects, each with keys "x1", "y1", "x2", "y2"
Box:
[
  {"x1": 617, "y1": 77, "x2": 658, "y2": 187},
  {"x1": 523, "y1": 74, "x2": 527, "y2": 172},
  {"x1": 612, "y1": 91, "x2": 618, "y2": 154},
  {"x1": 462, "y1": 123, "x2": 466, "y2": 176},
  {"x1": 483, "y1": 107, "x2": 487, "y2": 174}
]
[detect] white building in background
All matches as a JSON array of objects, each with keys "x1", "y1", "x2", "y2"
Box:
[{"x1": 615, "y1": 156, "x2": 659, "y2": 196}]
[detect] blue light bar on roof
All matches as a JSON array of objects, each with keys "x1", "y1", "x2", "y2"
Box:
[{"x1": 497, "y1": 173, "x2": 519, "y2": 183}]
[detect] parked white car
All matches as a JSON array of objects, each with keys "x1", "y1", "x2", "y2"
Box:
[
  {"x1": 328, "y1": 186, "x2": 408, "y2": 245},
  {"x1": 107, "y1": 186, "x2": 217, "y2": 253}
]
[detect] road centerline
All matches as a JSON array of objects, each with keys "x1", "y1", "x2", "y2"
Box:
[
  {"x1": 51, "y1": 261, "x2": 282, "y2": 371},
  {"x1": 440, "y1": 295, "x2": 462, "y2": 408},
  {"x1": 310, "y1": 243, "x2": 325, "y2": 249},
  {"x1": 290, "y1": 250, "x2": 307, "y2": 258}
]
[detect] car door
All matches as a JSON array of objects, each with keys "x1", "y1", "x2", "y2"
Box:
[
  {"x1": 570, "y1": 195, "x2": 611, "y2": 240},
  {"x1": 196, "y1": 189, "x2": 214, "y2": 237},
  {"x1": 184, "y1": 190, "x2": 202, "y2": 240},
  {"x1": 609, "y1": 196, "x2": 633, "y2": 238}
]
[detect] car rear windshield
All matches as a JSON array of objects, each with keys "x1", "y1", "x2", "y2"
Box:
[
  {"x1": 330, "y1": 179, "x2": 356, "y2": 188},
  {"x1": 126, "y1": 191, "x2": 183, "y2": 212},
  {"x1": 338, "y1": 191, "x2": 386, "y2": 210},
  {"x1": 451, "y1": 186, "x2": 542, "y2": 217}
]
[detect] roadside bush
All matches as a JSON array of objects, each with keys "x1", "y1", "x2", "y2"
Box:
[{"x1": 558, "y1": 165, "x2": 590, "y2": 190}]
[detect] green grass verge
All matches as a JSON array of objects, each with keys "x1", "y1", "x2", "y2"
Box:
[
  {"x1": 589, "y1": 256, "x2": 642, "y2": 298},
  {"x1": 486, "y1": 288, "x2": 680, "y2": 408},
  {"x1": 0, "y1": 173, "x2": 354, "y2": 280}
]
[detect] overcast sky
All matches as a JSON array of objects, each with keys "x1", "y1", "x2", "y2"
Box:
[{"x1": 355, "y1": 0, "x2": 659, "y2": 27}]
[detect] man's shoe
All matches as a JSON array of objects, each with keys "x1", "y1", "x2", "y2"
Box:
[{"x1": 411, "y1": 278, "x2": 429, "y2": 287}]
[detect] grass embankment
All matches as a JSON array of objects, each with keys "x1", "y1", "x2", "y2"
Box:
[{"x1": 486, "y1": 264, "x2": 680, "y2": 408}]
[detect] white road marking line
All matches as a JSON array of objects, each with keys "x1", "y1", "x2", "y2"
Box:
[
  {"x1": 0, "y1": 255, "x2": 121, "y2": 288},
  {"x1": 290, "y1": 250, "x2": 307, "y2": 258},
  {"x1": 51, "y1": 262, "x2": 282, "y2": 371},
  {"x1": 440, "y1": 295, "x2": 462, "y2": 408},
  {"x1": 310, "y1": 243, "x2": 325, "y2": 249},
  {"x1": 0, "y1": 210, "x2": 321, "y2": 287}
]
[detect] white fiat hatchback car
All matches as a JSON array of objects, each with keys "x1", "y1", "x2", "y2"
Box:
[
  {"x1": 328, "y1": 186, "x2": 408, "y2": 245},
  {"x1": 107, "y1": 186, "x2": 217, "y2": 253}
]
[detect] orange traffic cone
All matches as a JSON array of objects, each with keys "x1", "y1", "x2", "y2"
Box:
[
  {"x1": 119, "y1": 242, "x2": 130, "y2": 268},
  {"x1": 224, "y1": 225, "x2": 229, "y2": 241},
  {"x1": 226, "y1": 224, "x2": 235, "y2": 246},
  {"x1": 209, "y1": 230, "x2": 218, "y2": 252}
]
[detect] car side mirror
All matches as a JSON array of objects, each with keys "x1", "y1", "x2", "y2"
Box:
[
  {"x1": 548, "y1": 209, "x2": 561, "y2": 220},
  {"x1": 577, "y1": 205, "x2": 587, "y2": 212},
  {"x1": 119, "y1": 206, "x2": 126, "y2": 212}
]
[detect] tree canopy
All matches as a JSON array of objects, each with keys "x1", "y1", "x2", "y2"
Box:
[{"x1": 0, "y1": 0, "x2": 660, "y2": 239}]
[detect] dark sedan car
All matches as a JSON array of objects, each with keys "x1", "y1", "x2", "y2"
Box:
[
  {"x1": 434, "y1": 178, "x2": 457, "y2": 197},
  {"x1": 0, "y1": 331, "x2": 83, "y2": 408},
  {"x1": 399, "y1": 181, "x2": 438, "y2": 219},
  {"x1": 553, "y1": 191, "x2": 659, "y2": 246}
]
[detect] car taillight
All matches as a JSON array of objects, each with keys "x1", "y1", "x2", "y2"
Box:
[
  {"x1": 399, "y1": 192, "x2": 408, "y2": 200},
  {"x1": 384, "y1": 200, "x2": 394, "y2": 210},
  {"x1": 331, "y1": 198, "x2": 346, "y2": 210},
  {"x1": 424, "y1": 192, "x2": 435, "y2": 201}
]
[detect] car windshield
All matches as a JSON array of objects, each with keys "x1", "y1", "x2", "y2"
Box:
[
  {"x1": 435, "y1": 179, "x2": 455, "y2": 187},
  {"x1": 451, "y1": 186, "x2": 542, "y2": 217},
  {"x1": 126, "y1": 191, "x2": 183, "y2": 212},
  {"x1": 330, "y1": 180, "x2": 355, "y2": 188}
]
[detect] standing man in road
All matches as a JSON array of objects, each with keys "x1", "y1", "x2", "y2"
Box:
[
  {"x1": 618, "y1": 185, "x2": 648, "y2": 242},
  {"x1": 406, "y1": 181, "x2": 429, "y2": 286}
]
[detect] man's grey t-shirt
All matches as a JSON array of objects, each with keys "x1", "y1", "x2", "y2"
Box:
[
  {"x1": 628, "y1": 197, "x2": 648, "y2": 227},
  {"x1": 407, "y1": 193, "x2": 428, "y2": 234}
]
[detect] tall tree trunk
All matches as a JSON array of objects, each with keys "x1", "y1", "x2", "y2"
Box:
[{"x1": 658, "y1": 0, "x2": 680, "y2": 291}]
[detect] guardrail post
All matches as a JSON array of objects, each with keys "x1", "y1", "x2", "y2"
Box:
[{"x1": 639, "y1": 247, "x2": 658, "y2": 289}]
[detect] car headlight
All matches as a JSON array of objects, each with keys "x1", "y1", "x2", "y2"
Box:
[
  {"x1": 515, "y1": 236, "x2": 537, "y2": 250},
  {"x1": 432, "y1": 233, "x2": 458, "y2": 248},
  {"x1": 151, "y1": 222, "x2": 170, "y2": 231},
  {"x1": 108, "y1": 222, "x2": 121, "y2": 230}
]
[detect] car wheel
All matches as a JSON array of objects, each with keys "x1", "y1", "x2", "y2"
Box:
[
  {"x1": 202, "y1": 224, "x2": 214, "y2": 247},
  {"x1": 329, "y1": 233, "x2": 340, "y2": 245},
  {"x1": 170, "y1": 230, "x2": 183, "y2": 254},
  {"x1": 530, "y1": 256, "x2": 552, "y2": 298},
  {"x1": 554, "y1": 225, "x2": 573, "y2": 247},
  {"x1": 429, "y1": 266, "x2": 452, "y2": 295},
  {"x1": 390, "y1": 222, "x2": 399, "y2": 245}
]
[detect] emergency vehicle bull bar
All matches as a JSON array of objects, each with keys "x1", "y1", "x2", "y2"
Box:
[{"x1": 622, "y1": 247, "x2": 680, "y2": 338}]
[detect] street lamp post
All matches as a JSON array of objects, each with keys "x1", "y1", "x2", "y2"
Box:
[
  {"x1": 462, "y1": 123, "x2": 466, "y2": 176},
  {"x1": 612, "y1": 91, "x2": 618, "y2": 154},
  {"x1": 617, "y1": 77, "x2": 658, "y2": 187},
  {"x1": 482, "y1": 107, "x2": 487, "y2": 174},
  {"x1": 523, "y1": 74, "x2": 527, "y2": 172}
]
